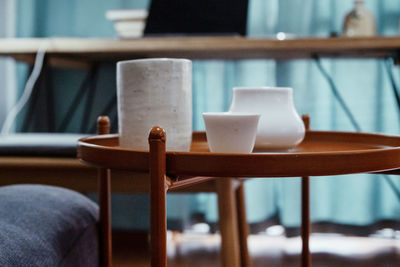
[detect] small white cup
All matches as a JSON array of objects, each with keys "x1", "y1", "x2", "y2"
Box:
[{"x1": 202, "y1": 112, "x2": 260, "y2": 153}]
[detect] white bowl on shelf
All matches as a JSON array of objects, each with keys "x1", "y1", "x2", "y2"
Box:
[
  {"x1": 106, "y1": 9, "x2": 148, "y2": 22},
  {"x1": 202, "y1": 112, "x2": 260, "y2": 153},
  {"x1": 106, "y1": 9, "x2": 148, "y2": 38},
  {"x1": 114, "y1": 22, "x2": 146, "y2": 38}
]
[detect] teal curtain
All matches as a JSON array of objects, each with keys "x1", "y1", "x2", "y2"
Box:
[
  {"x1": 195, "y1": 0, "x2": 400, "y2": 228},
  {"x1": 16, "y1": 0, "x2": 400, "y2": 230}
]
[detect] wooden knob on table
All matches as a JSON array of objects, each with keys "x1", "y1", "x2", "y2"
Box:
[
  {"x1": 148, "y1": 126, "x2": 166, "y2": 143},
  {"x1": 97, "y1": 116, "x2": 110, "y2": 135}
]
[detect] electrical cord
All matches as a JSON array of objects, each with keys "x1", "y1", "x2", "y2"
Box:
[
  {"x1": 313, "y1": 55, "x2": 361, "y2": 131},
  {"x1": 1, "y1": 45, "x2": 47, "y2": 134},
  {"x1": 382, "y1": 57, "x2": 400, "y2": 201},
  {"x1": 314, "y1": 55, "x2": 400, "y2": 203},
  {"x1": 384, "y1": 57, "x2": 400, "y2": 123},
  {"x1": 383, "y1": 175, "x2": 400, "y2": 202}
]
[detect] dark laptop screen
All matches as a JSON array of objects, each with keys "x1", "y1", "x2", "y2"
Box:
[{"x1": 144, "y1": 0, "x2": 249, "y2": 36}]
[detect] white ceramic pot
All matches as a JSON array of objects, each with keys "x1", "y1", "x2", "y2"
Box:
[
  {"x1": 202, "y1": 112, "x2": 260, "y2": 153},
  {"x1": 229, "y1": 87, "x2": 305, "y2": 150},
  {"x1": 117, "y1": 58, "x2": 192, "y2": 151}
]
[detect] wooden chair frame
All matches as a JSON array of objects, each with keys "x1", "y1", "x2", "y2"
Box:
[{"x1": 96, "y1": 116, "x2": 251, "y2": 267}]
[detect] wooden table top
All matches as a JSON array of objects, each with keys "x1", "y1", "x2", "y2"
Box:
[
  {"x1": 78, "y1": 131, "x2": 400, "y2": 179},
  {"x1": 1, "y1": 36, "x2": 400, "y2": 64}
]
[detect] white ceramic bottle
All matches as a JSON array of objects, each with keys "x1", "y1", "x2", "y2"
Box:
[
  {"x1": 229, "y1": 87, "x2": 305, "y2": 150},
  {"x1": 343, "y1": 0, "x2": 376, "y2": 37}
]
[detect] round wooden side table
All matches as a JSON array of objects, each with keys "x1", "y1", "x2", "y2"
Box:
[{"x1": 78, "y1": 127, "x2": 400, "y2": 267}]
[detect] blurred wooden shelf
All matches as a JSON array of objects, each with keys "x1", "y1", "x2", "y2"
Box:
[{"x1": 0, "y1": 36, "x2": 400, "y2": 66}]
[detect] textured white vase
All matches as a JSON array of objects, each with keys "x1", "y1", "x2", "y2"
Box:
[
  {"x1": 117, "y1": 58, "x2": 192, "y2": 151},
  {"x1": 229, "y1": 87, "x2": 305, "y2": 150}
]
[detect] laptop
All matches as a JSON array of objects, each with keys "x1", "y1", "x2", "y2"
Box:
[{"x1": 144, "y1": 0, "x2": 249, "y2": 36}]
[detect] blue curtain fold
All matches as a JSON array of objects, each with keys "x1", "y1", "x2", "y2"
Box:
[{"x1": 15, "y1": 0, "x2": 400, "y2": 230}]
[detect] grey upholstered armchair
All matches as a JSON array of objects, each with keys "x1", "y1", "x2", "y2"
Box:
[{"x1": 0, "y1": 184, "x2": 99, "y2": 267}]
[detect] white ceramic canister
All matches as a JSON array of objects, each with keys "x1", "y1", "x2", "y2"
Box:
[
  {"x1": 117, "y1": 58, "x2": 192, "y2": 151},
  {"x1": 229, "y1": 87, "x2": 305, "y2": 150}
]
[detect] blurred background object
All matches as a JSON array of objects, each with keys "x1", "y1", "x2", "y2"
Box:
[
  {"x1": 106, "y1": 9, "x2": 148, "y2": 38},
  {"x1": 144, "y1": 0, "x2": 249, "y2": 36},
  {"x1": 343, "y1": 0, "x2": 376, "y2": 37}
]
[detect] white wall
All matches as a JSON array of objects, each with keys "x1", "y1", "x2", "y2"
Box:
[{"x1": 0, "y1": 0, "x2": 16, "y2": 131}]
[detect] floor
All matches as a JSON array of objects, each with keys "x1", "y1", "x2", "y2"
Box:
[{"x1": 112, "y1": 231, "x2": 400, "y2": 267}]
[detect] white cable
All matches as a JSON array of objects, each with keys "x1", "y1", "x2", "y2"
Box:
[{"x1": 1, "y1": 44, "x2": 47, "y2": 134}]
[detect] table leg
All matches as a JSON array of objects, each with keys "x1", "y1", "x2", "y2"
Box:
[
  {"x1": 57, "y1": 64, "x2": 98, "y2": 132},
  {"x1": 43, "y1": 60, "x2": 55, "y2": 132},
  {"x1": 81, "y1": 64, "x2": 100, "y2": 133},
  {"x1": 301, "y1": 176, "x2": 311, "y2": 267},
  {"x1": 99, "y1": 168, "x2": 112, "y2": 267},
  {"x1": 217, "y1": 179, "x2": 241, "y2": 267},
  {"x1": 149, "y1": 127, "x2": 167, "y2": 267},
  {"x1": 22, "y1": 57, "x2": 53, "y2": 132},
  {"x1": 89, "y1": 94, "x2": 117, "y2": 133},
  {"x1": 236, "y1": 180, "x2": 252, "y2": 267},
  {"x1": 97, "y1": 116, "x2": 112, "y2": 267}
]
